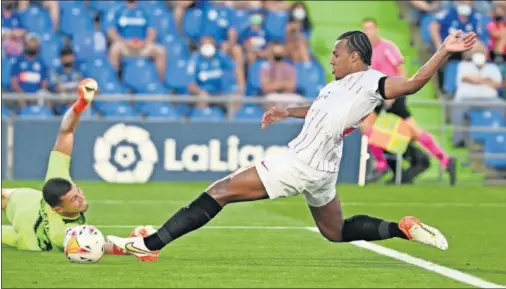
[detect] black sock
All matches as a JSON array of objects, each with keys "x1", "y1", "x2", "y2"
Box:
[
  {"x1": 144, "y1": 192, "x2": 222, "y2": 251},
  {"x1": 341, "y1": 215, "x2": 408, "y2": 242}
]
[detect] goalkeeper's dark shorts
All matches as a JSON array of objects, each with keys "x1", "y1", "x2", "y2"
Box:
[{"x1": 373, "y1": 97, "x2": 411, "y2": 119}]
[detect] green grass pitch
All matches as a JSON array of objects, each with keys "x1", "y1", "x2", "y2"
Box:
[{"x1": 1, "y1": 181, "x2": 505, "y2": 288}]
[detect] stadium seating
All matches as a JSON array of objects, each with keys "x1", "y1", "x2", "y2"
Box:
[
  {"x1": 442, "y1": 60, "x2": 459, "y2": 95},
  {"x1": 2, "y1": 105, "x2": 10, "y2": 118},
  {"x1": 2, "y1": 54, "x2": 11, "y2": 90},
  {"x1": 19, "y1": 5, "x2": 53, "y2": 36},
  {"x1": 101, "y1": 103, "x2": 141, "y2": 119},
  {"x1": 234, "y1": 105, "x2": 264, "y2": 121},
  {"x1": 189, "y1": 106, "x2": 225, "y2": 122},
  {"x1": 182, "y1": 8, "x2": 204, "y2": 43},
  {"x1": 264, "y1": 11, "x2": 289, "y2": 42},
  {"x1": 122, "y1": 58, "x2": 164, "y2": 93},
  {"x1": 246, "y1": 60, "x2": 267, "y2": 96},
  {"x1": 295, "y1": 61, "x2": 326, "y2": 100},
  {"x1": 469, "y1": 109, "x2": 506, "y2": 143},
  {"x1": 59, "y1": 4, "x2": 95, "y2": 39},
  {"x1": 145, "y1": 104, "x2": 181, "y2": 120},
  {"x1": 93, "y1": 81, "x2": 130, "y2": 114},
  {"x1": 85, "y1": 58, "x2": 122, "y2": 88},
  {"x1": 484, "y1": 133, "x2": 506, "y2": 170},
  {"x1": 39, "y1": 33, "x2": 64, "y2": 68},
  {"x1": 19, "y1": 105, "x2": 54, "y2": 119},
  {"x1": 72, "y1": 31, "x2": 105, "y2": 62},
  {"x1": 150, "y1": 7, "x2": 179, "y2": 41}
]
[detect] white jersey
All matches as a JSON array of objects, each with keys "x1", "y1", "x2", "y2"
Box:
[{"x1": 288, "y1": 69, "x2": 386, "y2": 173}]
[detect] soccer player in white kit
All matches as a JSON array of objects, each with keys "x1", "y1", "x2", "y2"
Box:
[{"x1": 107, "y1": 29, "x2": 477, "y2": 260}]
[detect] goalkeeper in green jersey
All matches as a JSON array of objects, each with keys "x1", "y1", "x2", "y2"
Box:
[{"x1": 1, "y1": 79, "x2": 159, "y2": 261}]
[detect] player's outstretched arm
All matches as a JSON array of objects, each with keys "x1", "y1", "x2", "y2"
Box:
[
  {"x1": 52, "y1": 78, "x2": 97, "y2": 157},
  {"x1": 381, "y1": 30, "x2": 476, "y2": 100},
  {"x1": 261, "y1": 106, "x2": 310, "y2": 129}
]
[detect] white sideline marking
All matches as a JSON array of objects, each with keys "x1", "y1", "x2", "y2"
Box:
[
  {"x1": 4, "y1": 223, "x2": 503, "y2": 288},
  {"x1": 306, "y1": 227, "x2": 505, "y2": 289},
  {"x1": 88, "y1": 200, "x2": 506, "y2": 208}
]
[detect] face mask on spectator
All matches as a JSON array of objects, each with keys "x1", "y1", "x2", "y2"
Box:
[
  {"x1": 250, "y1": 15, "x2": 263, "y2": 26},
  {"x1": 4, "y1": 2, "x2": 14, "y2": 10},
  {"x1": 62, "y1": 61, "x2": 74, "y2": 68},
  {"x1": 456, "y1": 4, "x2": 472, "y2": 16},
  {"x1": 472, "y1": 53, "x2": 486, "y2": 66},
  {"x1": 200, "y1": 44, "x2": 216, "y2": 58},
  {"x1": 126, "y1": 0, "x2": 136, "y2": 4},
  {"x1": 273, "y1": 53, "x2": 284, "y2": 62},
  {"x1": 24, "y1": 47, "x2": 38, "y2": 57},
  {"x1": 495, "y1": 15, "x2": 504, "y2": 22},
  {"x1": 293, "y1": 8, "x2": 306, "y2": 20}
]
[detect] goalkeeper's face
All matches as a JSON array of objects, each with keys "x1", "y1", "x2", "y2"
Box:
[{"x1": 60, "y1": 185, "x2": 89, "y2": 214}]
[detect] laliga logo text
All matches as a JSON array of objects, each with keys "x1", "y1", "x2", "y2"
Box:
[{"x1": 93, "y1": 123, "x2": 158, "y2": 183}]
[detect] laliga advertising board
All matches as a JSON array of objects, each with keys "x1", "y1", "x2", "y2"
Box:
[{"x1": 7, "y1": 120, "x2": 364, "y2": 183}]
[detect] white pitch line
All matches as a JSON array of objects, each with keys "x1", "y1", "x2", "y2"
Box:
[
  {"x1": 88, "y1": 200, "x2": 506, "y2": 208},
  {"x1": 305, "y1": 227, "x2": 505, "y2": 289}
]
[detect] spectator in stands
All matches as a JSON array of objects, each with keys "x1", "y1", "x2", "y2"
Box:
[
  {"x1": 263, "y1": 1, "x2": 291, "y2": 12},
  {"x1": 240, "y1": 11, "x2": 269, "y2": 64},
  {"x1": 408, "y1": 1, "x2": 442, "y2": 26},
  {"x1": 202, "y1": 1, "x2": 246, "y2": 94},
  {"x1": 187, "y1": 36, "x2": 238, "y2": 110},
  {"x1": 2, "y1": 1, "x2": 25, "y2": 58},
  {"x1": 18, "y1": 0, "x2": 59, "y2": 32},
  {"x1": 93, "y1": 13, "x2": 108, "y2": 57},
  {"x1": 260, "y1": 41, "x2": 304, "y2": 109},
  {"x1": 487, "y1": 3, "x2": 506, "y2": 63},
  {"x1": 49, "y1": 47, "x2": 83, "y2": 114},
  {"x1": 9, "y1": 34, "x2": 49, "y2": 109},
  {"x1": 285, "y1": 2, "x2": 312, "y2": 63},
  {"x1": 430, "y1": 0, "x2": 483, "y2": 57},
  {"x1": 107, "y1": 0, "x2": 167, "y2": 82},
  {"x1": 452, "y1": 41, "x2": 504, "y2": 147}
]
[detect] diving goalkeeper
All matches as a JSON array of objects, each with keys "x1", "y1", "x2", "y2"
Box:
[{"x1": 1, "y1": 79, "x2": 158, "y2": 261}]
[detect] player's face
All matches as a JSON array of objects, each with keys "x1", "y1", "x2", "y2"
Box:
[
  {"x1": 59, "y1": 185, "x2": 89, "y2": 214},
  {"x1": 362, "y1": 21, "x2": 378, "y2": 42},
  {"x1": 330, "y1": 40, "x2": 355, "y2": 80}
]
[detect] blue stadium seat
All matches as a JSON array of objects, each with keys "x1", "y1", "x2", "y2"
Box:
[
  {"x1": 419, "y1": 13, "x2": 434, "y2": 46},
  {"x1": 2, "y1": 105, "x2": 11, "y2": 118},
  {"x1": 484, "y1": 133, "x2": 506, "y2": 170},
  {"x1": 189, "y1": 106, "x2": 225, "y2": 122},
  {"x1": 2, "y1": 54, "x2": 11, "y2": 90},
  {"x1": 122, "y1": 58, "x2": 163, "y2": 93},
  {"x1": 72, "y1": 31, "x2": 106, "y2": 62},
  {"x1": 174, "y1": 103, "x2": 192, "y2": 117},
  {"x1": 145, "y1": 104, "x2": 181, "y2": 120},
  {"x1": 182, "y1": 8, "x2": 204, "y2": 42},
  {"x1": 480, "y1": 15, "x2": 492, "y2": 46},
  {"x1": 148, "y1": 7, "x2": 179, "y2": 41},
  {"x1": 39, "y1": 33, "x2": 64, "y2": 68},
  {"x1": 246, "y1": 59, "x2": 268, "y2": 96},
  {"x1": 55, "y1": 104, "x2": 99, "y2": 118},
  {"x1": 137, "y1": 1, "x2": 167, "y2": 14},
  {"x1": 94, "y1": 81, "x2": 130, "y2": 114},
  {"x1": 85, "y1": 58, "x2": 121, "y2": 86},
  {"x1": 469, "y1": 109, "x2": 506, "y2": 143},
  {"x1": 101, "y1": 103, "x2": 141, "y2": 119},
  {"x1": 264, "y1": 11, "x2": 289, "y2": 42},
  {"x1": 60, "y1": 5, "x2": 95, "y2": 38},
  {"x1": 163, "y1": 37, "x2": 191, "y2": 93},
  {"x1": 162, "y1": 35, "x2": 190, "y2": 62},
  {"x1": 88, "y1": 0, "x2": 121, "y2": 16},
  {"x1": 20, "y1": 5, "x2": 54, "y2": 36},
  {"x1": 232, "y1": 9, "x2": 251, "y2": 37},
  {"x1": 234, "y1": 105, "x2": 264, "y2": 121},
  {"x1": 443, "y1": 60, "x2": 459, "y2": 95},
  {"x1": 135, "y1": 82, "x2": 171, "y2": 114},
  {"x1": 295, "y1": 61, "x2": 326, "y2": 99},
  {"x1": 19, "y1": 105, "x2": 54, "y2": 119},
  {"x1": 58, "y1": 1, "x2": 87, "y2": 16}
]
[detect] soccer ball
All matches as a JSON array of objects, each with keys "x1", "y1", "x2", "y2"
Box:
[{"x1": 64, "y1": 225, "x2": 105, "y2": 263}]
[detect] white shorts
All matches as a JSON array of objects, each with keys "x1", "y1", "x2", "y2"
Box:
[{"x1": 255, "y1": 150, "x2": 338, "y2": 207}]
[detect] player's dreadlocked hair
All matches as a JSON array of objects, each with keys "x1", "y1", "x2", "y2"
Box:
[{"x1": 337, "y1": 31, "x2": 373, "y2": 66}]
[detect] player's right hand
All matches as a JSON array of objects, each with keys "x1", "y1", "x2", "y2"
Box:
[
  {"x1": 261, "y1": 106, "x2": 289, "y2": 129},
  {"x1": 77, "y1": 78, "x2": 98, "y2": 103}
]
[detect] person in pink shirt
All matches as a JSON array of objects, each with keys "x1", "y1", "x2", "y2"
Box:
[
  {"x1": 486, "y1": 4, "x2": 506, "y2": 62},
  {"x1": 361, "y1": 18, "x2": 456, "y2": 185}
]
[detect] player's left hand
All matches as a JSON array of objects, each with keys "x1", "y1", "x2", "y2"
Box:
[
  {"x1": 442, "y1": 30, "x2": 477, "y2": 53},
  {"x1": 261, "y1": 106, "x2": 289, "y2": 129}
]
